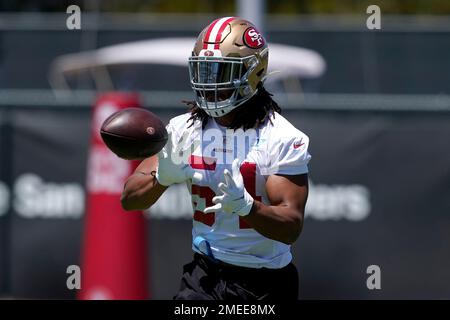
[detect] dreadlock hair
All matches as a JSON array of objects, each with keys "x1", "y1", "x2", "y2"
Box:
[{"x1": 185, "y1": 84, "x2": 282, "y2": 131}]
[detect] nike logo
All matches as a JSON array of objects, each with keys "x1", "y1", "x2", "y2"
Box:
[{"x1": 293, "y1": 139, "x2": 305, "y2": 149}]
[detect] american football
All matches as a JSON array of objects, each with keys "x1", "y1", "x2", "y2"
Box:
[{"x1": 100, "y1": 107, "x2": 168, "y2": 160}]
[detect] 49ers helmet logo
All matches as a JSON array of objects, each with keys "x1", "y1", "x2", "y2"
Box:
[{"x1": 243, "y1": 27, "x2": 265, "y2": 49}]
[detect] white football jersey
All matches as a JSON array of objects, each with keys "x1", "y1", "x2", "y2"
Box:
[{"x1": 166, "y1": 111, "x2": 311, "y2": 269}]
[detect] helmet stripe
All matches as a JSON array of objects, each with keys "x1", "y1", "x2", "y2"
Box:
[
  {"x1": 203, "y1": 18, "x2": 220, "y2": 49},
  {"x1": 214, "y1": 17, "x2": 236, "y2": 49},
  {"x1": 204, "y1": 16, "x2": 235, "y2": 50}
]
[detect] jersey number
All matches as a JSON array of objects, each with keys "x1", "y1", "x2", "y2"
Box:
[{"x1": 189, "y1": 155, "x2": 261, "y2": 229}]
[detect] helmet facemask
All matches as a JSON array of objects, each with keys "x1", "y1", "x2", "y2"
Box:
[{"x1": 188, "y1": 54, "x2": 262, "y2": 117}]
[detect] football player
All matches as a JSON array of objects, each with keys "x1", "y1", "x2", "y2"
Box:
[{"x1": 121, "y1": 17, "x2": 311, "y2": 300}]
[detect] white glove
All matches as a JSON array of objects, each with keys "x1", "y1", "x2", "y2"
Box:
[
  {"x1": 156, "y1": 131, "x2": 203, "y2": 187},
  {"x1": 204, "y1": 158, "x2": 254, "y2": 216}
]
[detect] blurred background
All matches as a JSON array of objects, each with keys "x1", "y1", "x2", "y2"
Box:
[{"x1": 0, "y1": 0, "x2": 449, "y2": 299}]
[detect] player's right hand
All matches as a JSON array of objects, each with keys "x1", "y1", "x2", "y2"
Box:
[{"x1": 155, "y1": 131, "x2": 203, "y2": 186}]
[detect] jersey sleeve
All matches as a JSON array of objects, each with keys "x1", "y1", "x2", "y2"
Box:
[
  {"x1": 165, "y1": 112, "x2": 194, "y2": 144},
  {"x1": 260, "y1": 132, "x2": 311, "y2": 176},
  {"x1": 166, "y1": 113, "x2": 189, "y2": 137},
  {"x1": 165, "y1": 113, "x2": 202, "y2": 154}
]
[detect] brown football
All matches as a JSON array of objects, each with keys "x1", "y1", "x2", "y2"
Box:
[{"x1": 100, "y1": 107, "x2": 168, "y2": 160}]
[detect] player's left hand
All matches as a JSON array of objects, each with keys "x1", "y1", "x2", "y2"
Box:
[{"x1": 204, "y1": 158, "x2": 254, "y2": 216}]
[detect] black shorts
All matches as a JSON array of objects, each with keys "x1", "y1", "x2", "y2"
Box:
[{"x1": 173, "y1": 253, "x2": 299, "y2": 300}]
